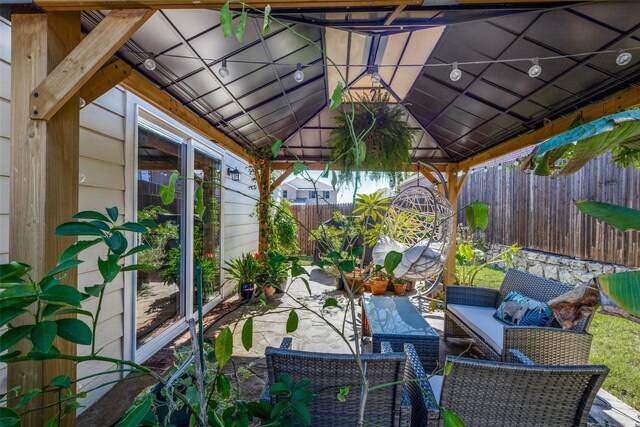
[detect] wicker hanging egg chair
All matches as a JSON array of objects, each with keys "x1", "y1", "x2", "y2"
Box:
[{"x1": 372, "y1": 172, "x2": 455, "y2": 288}]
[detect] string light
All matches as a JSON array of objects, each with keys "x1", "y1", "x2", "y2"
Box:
[
  {"x1": 616, "y1": 49, "x2": 632, "y2": 66},
  {"x1": 450, "y1": 62, "x2": 462, "y2": 82},
  {"x1": 293, "y1": 63, "x2": 305, "y2": 83},
  {"x1": 483, "y1": 166, "x2": 488, "y2": 173},
  {"x1": 528, "y1": 57, "x2": 542, "y2": 78},
  {"x1": 143, "y1": 52, "x2": 157, "y2": 71},
  {"x1": 219, "y1": 59, "x2": 229, "y2": 78},
  {"x1": 121, "y1": 45, "x2": 640, "y2": 76}
]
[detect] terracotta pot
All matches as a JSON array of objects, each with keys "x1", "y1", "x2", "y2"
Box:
[
  {"x1": 370, "y1": 280, "x2": 388, "y2": 295},
  {"x1": 345, "y1": 279, "x2": 365, "y2": 294},
  {"x1": 393, "y1": 283, "x2": 406, "y2": 296},
  {"x1": 363, "y1": 281, "x2": 372, "y2": 293},
  {"x1": 263, "y1": 285, "x2": 276, "y2": 298}
]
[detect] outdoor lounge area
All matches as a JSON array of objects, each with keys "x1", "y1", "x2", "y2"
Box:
[{"x1": 1, "y1": 0, "x2": 640, "y2": 426}]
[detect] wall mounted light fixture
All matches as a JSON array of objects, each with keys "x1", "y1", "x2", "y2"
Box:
[{"x1": 227, "y1": 167, "x2": 241, "y2": 182}]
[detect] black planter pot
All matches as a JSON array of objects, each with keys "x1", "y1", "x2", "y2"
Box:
[
  {"x1": 150, "y1": 383, "x2": 190, "y2": 427},
  {"x1": 240, "y1": 282, "x2": 255, "y2": 300}
]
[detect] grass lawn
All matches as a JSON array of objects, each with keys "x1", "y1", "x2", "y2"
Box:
[{"x1": 459, "y1": 266, "x2": 640, "y2": 411}]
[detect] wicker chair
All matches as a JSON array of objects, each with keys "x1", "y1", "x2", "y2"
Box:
[
  {"x1": 415, "y1": 350, "x2": 608, "y2": 427},
  {"x1": 444, "y1": 269, "x2": 594, "y2": 363},
  {"x1": 261, "y1": 338, "x2": 431, "y2": 427}
]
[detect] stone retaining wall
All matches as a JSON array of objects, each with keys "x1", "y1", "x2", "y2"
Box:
[{"x1": 486, "y1": 244, "x2": 632, "y2": 286}]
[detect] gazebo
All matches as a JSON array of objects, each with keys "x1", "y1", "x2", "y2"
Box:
[{"x1": 2, "y1": 0, "x2": 639, "y2": 424}]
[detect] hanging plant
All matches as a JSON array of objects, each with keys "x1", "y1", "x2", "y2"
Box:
[{"x1": 328, "y1": 90, "x2": 416, "y2": 188}]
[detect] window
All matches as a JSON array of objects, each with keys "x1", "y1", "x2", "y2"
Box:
[
  {"x1": 323, "y1": 191, "x2": 330, "y2": 199},
  {"x1": 282, "y1": 190, "x2": 288, "y2": 199},
  {"x1": 309, "y1": 191, "x2": 317, "y2": 198}
]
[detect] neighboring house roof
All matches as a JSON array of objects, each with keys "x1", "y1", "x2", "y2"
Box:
[{"x1": 282, "y1": 178, "x2": 333, "y2": 191}]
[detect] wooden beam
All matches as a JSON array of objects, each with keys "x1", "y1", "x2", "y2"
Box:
[
  {"x1": 35, "y1": 0, "x2": 421, "y2": 11},
  {"x1": 271, "y1": 161, "x2": 449, "y2": 172},
  {"x1": 9, "y1": 12, "x2": 81, "y2": 426},
  {"x1": 457, "y1": 86, "x2": 640, "y2": 170},
  {"x1": 121, "y1": 71, "x2": 251, "y2": 161},
  {"x1": 30, "y1": 9, "x2": 153, "y2": 120},
  {"x1": 384, "y1": 4, "x2": 405, "y2": 26},
  {"x1": 270, "y1": 165, "x2": 294, "y2": 192},
  {"x1": 443, "y1": 165, "x2": 460, "y2": 286},
  {"x1": 418, "y1": 164, "x2": 439, "y2": 186},
  {"x1": 78, "y1": 58, "x2": 132, "y2": 107}
]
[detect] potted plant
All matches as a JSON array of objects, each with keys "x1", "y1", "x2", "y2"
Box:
[
  {"x1": 368, "y1": 271, "x2": 389, "y2": 295},
  {"x1": 393, "y1": 278, "x2": 407, "y2": 295},
  {"x1": 346, "y1": 268, "x2": 365, "y2": 294},
  {"x1": 222, "y1": 253, "x2": 261, "y2": 300},
  {"x1": 256, "y1": 252, "x2": 290, "y2": 299}
]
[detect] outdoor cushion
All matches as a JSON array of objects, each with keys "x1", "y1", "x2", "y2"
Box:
[
  {"x1": 494, "y1": 291, "x2": 553, "y2": 326},
  {"x1": 428, "y1": 375, "x2": 443, "y2": 403},
  {"x1": 447, "y1": 304, "x2": 504, "y2": 353}
]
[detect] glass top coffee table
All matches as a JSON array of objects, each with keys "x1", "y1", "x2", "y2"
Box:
[{"x1": 362, "y1": 296, "x2": 440, "y2": 372}]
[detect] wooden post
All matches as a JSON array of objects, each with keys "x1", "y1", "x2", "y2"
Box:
[
  {"x1": 253, "y1": 160, "x2": 272, "y2": 254},
  {"x1": 443, "y1": 165, "x2": 460, "y2": 286},
  {"x1": 9, "y1": 12, "x2": 81, "y2": 426}
]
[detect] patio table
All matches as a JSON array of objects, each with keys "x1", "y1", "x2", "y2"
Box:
[{"x1": 362, "y1": 296, "x2": 440, "y2": 373}]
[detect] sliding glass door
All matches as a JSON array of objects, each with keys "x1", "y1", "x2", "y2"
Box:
[
  {"x1": 193, "y1": 147, "x2": 222, "y2": 310},
  {"x1": 134, "y1": 112, "x2": 224, "y2": 353},
  {"x1": 135, "y1": 122, "x2": 186, "y2": 348}
]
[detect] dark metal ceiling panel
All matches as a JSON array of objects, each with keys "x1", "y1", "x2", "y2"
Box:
[
  {"x1": 79, "y1": 1, "x2": 639, "y2": 163},
  {"x1": 406, "y1": 1, "x2": 640, "y2": 161},
  {"x1": 526, "y1": 10, "x2": 621, "y2": 54}
]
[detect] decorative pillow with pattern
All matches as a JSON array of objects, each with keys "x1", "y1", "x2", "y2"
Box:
[{"x1": 494, "y1": 291, "x2": 553, "y2": 326}]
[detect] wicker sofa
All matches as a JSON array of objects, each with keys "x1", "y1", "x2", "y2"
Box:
[
  {"x1": 444, "y1": 269, "x2": 594, "y2": 363},
  {"x1": 261, "y1": 338, "x2": 431, "y2": 427},
  {"x1": 412, "y1": 349, "x2": 608, "y2": 427}
]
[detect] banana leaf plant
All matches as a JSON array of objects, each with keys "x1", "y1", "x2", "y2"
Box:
[
  {"x1": 575, "y1": 200, "x2": 640, "y2": 323},
  {"x1": 524, "y1": 109, "x2": 640, "y2": 176}
]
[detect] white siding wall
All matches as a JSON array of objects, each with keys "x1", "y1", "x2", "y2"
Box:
[
  {"x1": 75, "y1": 88, "x2": 128, "y2": 408},
  {"x1": 0, "y1": 18, "x2": 11, "y2": 396},
  {"x1": 221, "y1": 155, "x2": 259, "y2": 296}
]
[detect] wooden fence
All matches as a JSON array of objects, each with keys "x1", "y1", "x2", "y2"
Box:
[
  {"x1": 457, "y1": 154, "x2": 640, "y2": 267},
  {"x1": 290, "y1": 203, "x2": 353, "y2": 255}
]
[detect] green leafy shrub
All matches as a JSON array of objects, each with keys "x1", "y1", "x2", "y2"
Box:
[{"x1": 270, "y1": 199, "x2": 299, "y2": 256}]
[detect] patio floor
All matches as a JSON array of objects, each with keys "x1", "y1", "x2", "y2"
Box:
[{"x1": 79, "y1": 267, "x2": 640, "y2": 426}]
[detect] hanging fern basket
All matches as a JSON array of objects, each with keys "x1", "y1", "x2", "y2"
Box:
[{"x1": 328, "y1": 90, "x2": 416, "y2": 187}]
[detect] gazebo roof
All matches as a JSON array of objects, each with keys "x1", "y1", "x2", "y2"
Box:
[{"x1": 67, "y1": 2, "x2": 640, "y2": 166}]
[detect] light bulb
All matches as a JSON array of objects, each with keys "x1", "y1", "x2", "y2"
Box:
[
  {"x1": 79, "y1": 97, "x2": 86, "y2": 108},
  {"x1": 293, "y1": 63, "x2": 304, "y2": 83},
  {"x1": 528, "y1": 58, "x2": 542, "y2": 78},
  {"x1": 497, "y1": 164, "x2": 503, "y2": 170},
  {"x1": 144, "y1": 52, "x2": 157, "y2": 71},
  {"x1": 219, "y1": 59, "x2": 229, "y2": 78},
  {"x1": 79, "y1": 173, "x2": 86, "y2": 183},
  {"x1": 484, "y1": 166, "x2": 488, "y2": 173},
  {"x1": 616, "y1": 49, "x2": 632, "y2": 66},
  {"x1": 371, "y1": 65, "x2": 381, "y2": 85},
  {"x1": 450, "y1": 62, "x2": 462, "y2": 82}
]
